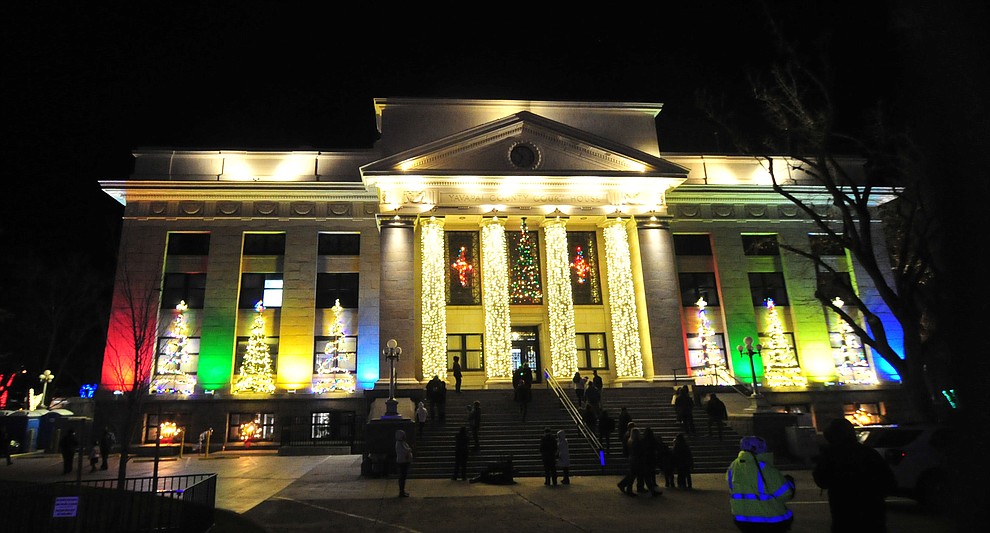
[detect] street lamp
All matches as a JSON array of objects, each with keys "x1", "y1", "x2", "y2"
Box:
[
  {"x1": 736, "y1": 337, "x2": 769, "y2": 411},
  {"x1": 382, "y1": 339, "x2": 402, "y2": 418},
  {"x1": 39, "y1": 369, "x2": 54, "y2": 409}
]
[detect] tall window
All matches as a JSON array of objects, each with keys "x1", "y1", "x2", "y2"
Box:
[
  {"x1": 678, "y1": 272, "x2": 720, "y2": 307},
  {"x1": 243, "y1": 233, "x2": 285, "y2": 255},
  {"x1": 749, "y1": 272, "x2": 789, "y2": 306},
  {"x1": 507, "y1": 223, "x2": 543, "y2": 305},
  {"x1": 167, "y1": 233, "x2": 211, "y2": 255},
  {"x1": 235, "y1": 336, "x2": 279, "y2": 369},
  {"x1": 313, "y1": 335, "x2": 358, "y2": 373},
  {"x1": 686, "y1": 332, "x2": 727, "y2": 369},
  {"x1": 161, "y1": 273, "x2": 207, "y2": 309},
  {"x1": 447, "y1": 333, "x2": 484, "y2": 371},
  {"x1": 318, "y1": 233, "x2": 360, "y2": 255},
  {"x1": 742, "y1": 234, "x2": 780, "y2": 256},
  {"x1": 156, "y1": 336, "x2": 200, "y2": 374},
  {"x1": 143, "y1": 412, "x2": 181, "y2": 443},
  {"x1": 575, "y1": 333, "x2": 608, "y2": 369},
  {"x1": 568, "y1": 231, "x2": 601, "y2": 304},
  {"x1": 809, "y1": 233, "x2": 846, "y2": 256},
  {"x1": 227, "y1": 413, "x2": 276, "y2": 442},
  {"x1": 315, "y1": 273, "x2": 359, "y2": 308},
  {"x1": 817, "y1": 270, "x2": 855, "y2": 302},
  {"x1": 673, "y1": 234, "x2": 713, "y2": 256},
  {"x1": 239, "y1": 273, "x2": 284, "y2": 308},
  {"x1": 446, "y1": 231, "x2": 481, "y2": 305}
]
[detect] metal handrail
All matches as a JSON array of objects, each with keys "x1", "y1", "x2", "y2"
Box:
[{"x1": 544, "y1": 369, "x2": 606, "y2": 472}]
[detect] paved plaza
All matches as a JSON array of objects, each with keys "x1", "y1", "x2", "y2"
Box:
[{"x1": 0, "y1": 450, "x2": 956, "y2": 532}]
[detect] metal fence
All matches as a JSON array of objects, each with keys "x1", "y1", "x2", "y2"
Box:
[
  {"x1": 0, "y1": 473, "x2": 217, "y2": 533},
  {"x1": 279, "y1": 410, "x2": 359, "y2": 452}
]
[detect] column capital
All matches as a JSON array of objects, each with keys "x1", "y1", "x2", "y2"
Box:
[
  {"x1": 376, "y1": 214, "x2": 418, "y2": 228},
  {"x1": 634, "y1": 214, "x2": 672, "y2": 230}
]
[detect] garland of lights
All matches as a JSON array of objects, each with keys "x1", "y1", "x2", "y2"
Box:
[
  {"x1": 761, "y1": 298, "x2": 808, "y2": 388},
  {"x1": 602, "y1": 219, "x2": 644, "y2": 378},
  {"x1": 831, "y1": 298, "x2": 878, "y2": 385},
  {"x1": 510, "y1": 218, "x2": 543, "y2": 304},
  {"x1": 481, "y1": 218, "x2": 512, "y2": 378},
  {"x1": 239, "y1": 419, "x2": 262, "y2": 443},
  {"x1": 451, "y1": 246, "x2": 473, "y2": 287},
  {"x1": 232, "y1": 301, "x2": 277, "y2": 394},
  {"x1": 571, "y1": 246, "x2": 590, "y2": 284},
  {"x1": 420, "y1": 218, "x2": 448, "y2": 381},
  {"x1": 159, "y1": 421, "x2": 181, "y2": 443},
  {"x1": 151, "y1": 300, "x2": 197, "y2": 395},
  {"x1": 543, "y1": 219, "x2": 578, "y2": 378},
  {"x1": 313, "y1": 299, "x2": 356, "y2": 393},
  {"x1": 696, "y1": 297, "x2": 729, "y2": 384}
]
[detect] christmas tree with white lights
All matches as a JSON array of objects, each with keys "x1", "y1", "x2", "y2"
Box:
[
  {"x1": 151, "y1": 301, "x2": 197, "y2": 394},
  {"x1": 510, "y1": 217, "x2": 543, "y2": 304},
  {"x1": 313, "y1": 299, "x2": 356, "y2": 393},
  {"x1": 761, "y1": 298, "x2": 808, "y2": 387},
  {"x1": 233, "y1": 301, "x2": 277, "y2": 394},
  {"x1": 695, "y1": 297, "x2": 729, "y2": 384},
  {"x1": 832, "y1": 298, "x2": 878, "y2": 384}
]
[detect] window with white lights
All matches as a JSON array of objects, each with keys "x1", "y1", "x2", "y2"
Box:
[
  {"x1": 313, "y1": 335, "x2": 358, "y2": 373},
  {"x1": 239, "y1": 273, "x2": 284, "y2": 308},
  {"x1": 227, "y1": 412, "x2": 276, "y2": 442},
  {"x1": 234, "y1": 336, "x2": 279, "y2": 370}
]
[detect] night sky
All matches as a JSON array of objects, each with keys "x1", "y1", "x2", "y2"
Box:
[{"x1": 1, "y1": 2, "x2": 986, "y2": 399}]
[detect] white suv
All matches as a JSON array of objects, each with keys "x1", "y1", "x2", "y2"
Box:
[{"x1": 855, "y1": 424, "x2": 953, "y2": 510}]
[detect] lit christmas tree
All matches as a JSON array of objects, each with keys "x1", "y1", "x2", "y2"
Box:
[
  {"x1": 695, "y1": 297, "x2": 729, "y2": 384},
  {"x1": 570, "y1": 245, "x2": 590, "y2": 284},
  {"x1": 313, "y1": 299, "x2": 356, "y2": 393},
  {"x1": 832, "y1": 297, "x2": 878, "y2": 385},
  {"x1": 510, "y1": 217, "x2": 543, "y2": 304},
  {"x1": 233, "y1": 301, "x2": 277, "y2": 394},
  {"x1": 451, "y1": 246, "x2": 473, "y2": 287},
  {"x1": 151, "y1": 301, "x2": 197, "y2": 394},
  {"x1": 761, "y1": 298, "x2": 808, "y2": 387}
]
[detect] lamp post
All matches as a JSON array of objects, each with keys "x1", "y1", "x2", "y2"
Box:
[
  {"x1": 736, "y1": 337, "x2": 769, "y2": 411},
  {"x1": 38, "y1": 370, "x2": 54, "y2": 409},
  {"x1": 382, "y1": 339, "x2": 402, "y2": 418}
]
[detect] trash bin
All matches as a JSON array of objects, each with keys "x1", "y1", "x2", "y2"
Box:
[{"x1": 784, "y1": 426, "x2": 819, "y2": 462}]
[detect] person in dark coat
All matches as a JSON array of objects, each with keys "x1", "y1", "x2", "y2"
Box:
[
  {"x1": 658, "y1": 434, "x2": 676, "y2": 488},
  {"x1": 706, "y1": 393, "x2": 728, "y2": 440},
  {"x1": 598, "y1": 409, "x2": 616, "y2": 452},
  {"x1": 581, "y1": 403, "x2": 598, "y2": 436},
  {"x1": 436, "y1": 379, "x2": 448, "y2": 422},
  {"x1": 539, "y1": 427, "x2": 558, "y2": 486},
  {"x1": 674, "y1": 387, "x2": 696, "y2": 435},
  {"x1": 617, "y1": 427, "x2": 642, "y2": 496},
  {"x1": 452, "y1": 426, "x2": 470, "y2": 480},
  {"x1": 452, "y1": 356, "x2": 463, "y2": 393},
  {"x1": 673, "y1": 433, "x2": 694, "y2": 489},
  {"x1": 639, "y1": 428, "x2": 663, "y2": 496},
  {"x1": 468, "y1": 400, "x2": 481, "y2": 448},
  {"x1": 426, "y1": 376, "x2": 440, "y2": 421},
  {"x1": 99, "y1": 427, "x2": 115, "y2": 470},
  {"x1": 813, "y1": 418, "x2": 896, "y2": 532},
  {"x1": 585, "y1": 380, "x2": 601, "y2": 412},
  {"x1": 617, "y1": 407, "x2": 632, "y2": 456},
  {"x1": 59, "y1": 429, "x2": 79, "y2": 474},
  {"x1": 572, "y1": 372, "x2": 585, "y2": 406},
  {"x1": 514, "y1": 378, "x2": 532, "y2": 421},
  {"x1": 592, "y1": 369, "x2": 603, "y2": 391}
]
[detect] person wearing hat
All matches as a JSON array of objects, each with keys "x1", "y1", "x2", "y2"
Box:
[{"x1": 726, "y1": 435, "x2": 795, "y2": 531}]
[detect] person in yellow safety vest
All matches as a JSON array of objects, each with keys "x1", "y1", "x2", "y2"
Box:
[{"x1": 726, "y1": 436, "x2": 796, "y2": 532}]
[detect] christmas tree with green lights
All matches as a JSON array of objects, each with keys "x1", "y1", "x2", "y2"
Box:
[
  {"x1": 761, "y1": 298, "x2": 808, "y2": 388},
  {"x1": 510, "y1": 217, "x2": 543, "y2": 304},
  {"x1": 151, "y1": 301, "x2": 196, "y2": 394},
  {"x1": 233, "y1": 301, "x2": 277, "y2": 394}
]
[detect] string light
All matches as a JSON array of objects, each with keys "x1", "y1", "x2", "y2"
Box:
[
  {"x1": 543, "y1": 219, "x2": 578, "y2": 378},
  {"x1": 233, "y1": 301, "x2": 277, "y2": 394},
  {"x1": 420, "y1": 218, "x2": 448, "y2": 381},
  {"x1": 151, "y1": 300, "x2": 196, "y2": 395},
  {"x1": 482, "y1": 218, "x2": 512, "y2": 378},
  {"x1": 510, "y1": 217, "x2": 543, "y2": 304},
  {"x1": 761, "y1": 298, "x2": 808, "y2": 388},
  {"x1": 159, "y1": 421, "x2": 181, "y2": 442},
  {"x1": 831, "y1": 297, "x2": 878, "y2": 385},
  {"x1": 451, "y1": 246, "x2": 473, "y2": 287},
  {"x1": 696, "y1": 297, "x2": 728, "y2": 384},
  {"x1": 571, "y1": 246, "x2": 590, "y2": 284},
  {"x1": 602, "y1": 219, "x2": 643, "y2": 378},
  {"x1": 312, "y1": 299, "x2": 356, "y2": 393}
]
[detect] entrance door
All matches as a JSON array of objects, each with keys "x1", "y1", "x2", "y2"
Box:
[{"x1": 510, "y1": 326, "x2": 541, "y2": 383}]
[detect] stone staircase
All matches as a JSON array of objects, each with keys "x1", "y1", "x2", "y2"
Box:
[{"x1": 405, "y1": 385, "x2": 744, "y2": 479}]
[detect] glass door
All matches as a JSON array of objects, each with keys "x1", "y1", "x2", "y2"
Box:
[{"x1": 510, "y1": 326, "x2": 541, "y2": 383}]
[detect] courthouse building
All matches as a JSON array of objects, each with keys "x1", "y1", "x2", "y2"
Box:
[{"x1": 97, "y1": 98, "x2": 908, "y2": 446}]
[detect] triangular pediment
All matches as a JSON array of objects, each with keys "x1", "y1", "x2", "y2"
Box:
[{"x1": 361, "y1": 111, "x2": 689, "y2": 178}]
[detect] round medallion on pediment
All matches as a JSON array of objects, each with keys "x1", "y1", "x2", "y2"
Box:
[{"x1": 508, "y1": 142, "x2": 540, "y2": 169}]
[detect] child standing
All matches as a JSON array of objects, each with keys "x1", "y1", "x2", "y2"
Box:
[{"x1": 89, "y1": 441, "x2": 100, "y2": 472}]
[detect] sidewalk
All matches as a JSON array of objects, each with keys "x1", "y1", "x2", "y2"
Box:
[{"x1": 0, "y1": 451, "x2": 955, "y2": 532}]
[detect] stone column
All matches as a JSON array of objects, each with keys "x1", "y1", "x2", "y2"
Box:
[
  {"x1": 378, "y1": 215, "x2": 419, "y2": 385},
  {"x1": 635, "y1": 215, "x2": 687, "y2": 379}
]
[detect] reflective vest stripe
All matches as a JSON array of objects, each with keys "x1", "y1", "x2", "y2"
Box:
[{"x1": 733, "y1": 510, "x2": 794, "y2": 523}]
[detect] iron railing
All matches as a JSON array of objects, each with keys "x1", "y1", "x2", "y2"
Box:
[
  {"x1": 279, "y1": 410, "x2": 358, "y2": 452},
  {"x1": 544, "y1": 369, "x2": 606, "y2": 472},
  {"x1": 0, "y1": 473, "x2": 217, "y2": 533}
]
